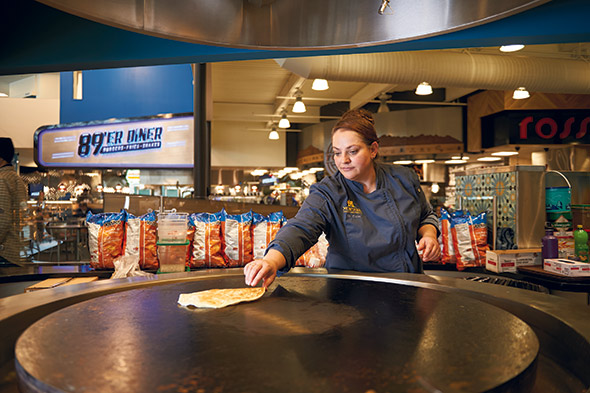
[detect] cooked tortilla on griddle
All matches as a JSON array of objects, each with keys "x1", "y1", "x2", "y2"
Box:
[{"x1": 178, "y1": 287, "x2": 265, "y2": 309}]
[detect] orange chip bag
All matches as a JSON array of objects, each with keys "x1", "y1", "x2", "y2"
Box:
[
  {"x1": 190, "y1": 212, "x2": 227, "y2": 268},
  {"x1": 125, "y1": 211, "x2": 159, "y2": 270},
  {"x1": 222, "y1": 211, "x2": 253, "y2": 267},
  {"x1": 252, "y1": 212, "x2": 283, "y2": 260},
  {"x1": 87, "y1": 211, "x2": 126, "y2": 270}
]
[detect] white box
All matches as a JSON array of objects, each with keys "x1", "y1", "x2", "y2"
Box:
[
  {"x1": 544, "y1": 258, "x2": 590, "y2": 277},
  {"x1": 485, "y1": 249, "x2": 542, "y2": 273}
]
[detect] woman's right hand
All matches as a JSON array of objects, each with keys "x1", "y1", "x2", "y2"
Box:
[{"x1": 244, "y1": 249, "x2": 286, "y2": 288}]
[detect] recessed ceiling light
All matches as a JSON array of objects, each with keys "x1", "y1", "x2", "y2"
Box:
[
  {"x1": 491, "y1": 151, "x2": 519, "y2": 156},
  {"x1": 500, "y1": 44, "x2": 525, "y2": 52},
  {"x1": 393, "y1": 160, "x2": 413, "y2": 165},
  {"x1": 477, "y1": 157, "x2": 502, "y2": 162},
  {"x1": 444, "y1": 159, "x2": 467, "y2": 165},
  {"x1": 414, "y1": 159, "x2": 435, "y2": 164}
]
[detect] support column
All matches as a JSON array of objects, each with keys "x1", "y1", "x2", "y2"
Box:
[{"x1": 193, "y1": 63, "x2": 210, "y2": 198}]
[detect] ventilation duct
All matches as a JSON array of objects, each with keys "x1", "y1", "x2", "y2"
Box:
[{"x1": 276, "y1": 51, "x2": 590, "y2": 94}]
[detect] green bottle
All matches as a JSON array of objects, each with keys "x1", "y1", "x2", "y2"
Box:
[{"x1": 573, "y1": 225, "x2": 589, "y2": 263}]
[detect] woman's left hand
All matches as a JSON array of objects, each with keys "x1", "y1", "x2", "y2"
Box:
[{"x1": 417, "y1": 235, "x2": 441, "y2": 262}]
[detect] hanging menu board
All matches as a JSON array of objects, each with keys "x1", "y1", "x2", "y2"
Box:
[{"x1": 34, "y1": 114, "x2": 194, "y2": 168}]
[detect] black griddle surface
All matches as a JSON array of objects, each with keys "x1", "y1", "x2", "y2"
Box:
[{"x1": 15, "y1": 276, "x2": 539, "y2": 393}]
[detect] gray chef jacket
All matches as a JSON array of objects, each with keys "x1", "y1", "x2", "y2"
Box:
[{"x1": 267, "y1": 162, "x2": 439, "y2": 273}]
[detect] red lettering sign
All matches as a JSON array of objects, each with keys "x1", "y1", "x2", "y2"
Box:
[{"x1": 518, "y1": 116, "x2": 590, "y2": 140}]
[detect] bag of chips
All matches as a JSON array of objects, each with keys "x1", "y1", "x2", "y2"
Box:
[
  {"x1": 222, "y1": 210, "x2": 253, "y2": 267},
  {"x1": 190, "y1": 211, "x2": 227, "y2": 268},
  {"x1": 439, "y1": 208, "x2": 456, "y2": 264},
  {"x1": 124, "y1": 211, "x2": 158, "y2": 270},
  {"x1": 87, "y1": 210, "x2": 126, "y2": 270},
  {"x1": 295, "y1": 233, "x2": 328, "y2": 268},
  {"x1": 471, "y1": 212, "x2": 490, "y2": 266},
  {"x1": 450, "y1": 211, "x2": 489, "y2": 270},
  {"x1": 186, "y1": 215, "x2": 196, "y2": 268},
  {"x1": 252, "y1": 211, "x2": 283, "y2": 260}
]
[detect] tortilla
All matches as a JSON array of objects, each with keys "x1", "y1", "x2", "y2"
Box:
[{"x1": 178, "y1": 287, "x2": 266, "y2": 309}]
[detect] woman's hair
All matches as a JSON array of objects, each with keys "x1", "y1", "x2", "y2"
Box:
[{"x1": 331, "y1": 109, "x2": 379, "y2": 146}]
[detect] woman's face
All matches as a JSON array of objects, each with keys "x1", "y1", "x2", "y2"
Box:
[{"x1": 332, "y1": 129, "x2": 378, "y2": 183}]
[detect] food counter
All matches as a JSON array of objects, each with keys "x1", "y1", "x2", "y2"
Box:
[{"x1": 1, "y1": 269, "x2": 588, "y2": 392}]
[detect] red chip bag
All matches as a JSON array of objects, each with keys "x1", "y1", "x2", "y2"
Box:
[{"x1": 87, "y1": 211, "x2": 126, "y2": 270}]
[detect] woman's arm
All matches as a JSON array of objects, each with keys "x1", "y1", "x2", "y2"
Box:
[
  {"x1": 244, "y1": 249, "x2": 286, "y2": 288},
  {"x1": 417, "y1": 223, "x2": 440, "y2": 262}
]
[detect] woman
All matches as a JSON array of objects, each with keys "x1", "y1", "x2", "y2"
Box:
[{"x1": 245, "y1": 109, "x2": 440, "y2": 288}]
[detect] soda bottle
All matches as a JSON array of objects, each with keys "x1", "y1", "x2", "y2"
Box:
[{"x1": 573, "y1": 225, "x2": 589, "y2": 262}]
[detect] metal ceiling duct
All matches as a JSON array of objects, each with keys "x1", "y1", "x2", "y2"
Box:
[
  {"x1": 35, "y1": 0, "x2": 549, "y2": 49},
  {"x1": 276, "y1": 50, "x2": 590, "y2": 94}
]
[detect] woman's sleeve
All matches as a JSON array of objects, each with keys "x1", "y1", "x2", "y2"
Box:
[{"x1": 266, "y1": 188, "x2": 330, "y2": 270}]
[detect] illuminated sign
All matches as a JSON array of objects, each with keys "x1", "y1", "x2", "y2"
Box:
[
  {"x1": 34, "y1": 114, "x2": 194, "y2": 168},
  {"x1": 482, "y1": 110, "x2": 590, "y2": 147}
]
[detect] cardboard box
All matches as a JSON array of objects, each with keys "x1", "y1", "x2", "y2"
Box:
[
  {"x1": 544, "y1": 259, "x2": 590, "y2": 277},
  {"x1": 485, "y1": 249, "x2": 542, "y2": 273},
  {"x1": 25, "y1": 277, "x2": 72, "y2": 292}
]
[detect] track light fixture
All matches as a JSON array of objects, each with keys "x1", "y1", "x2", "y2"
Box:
[
  {"x1": 292, "y1": 88, "x2": 306, "y2": 113},
  {"x1": 415, "y1": 82, "x2": 433, "y2": 96},
  {"x1": 312, "y1": 78, "x2": 329, "y2": 91},
  {"x1": 513, "y1": 87, "x2": 530, "y2": 99},
  {"x1": 278, "y1": 109, "x2": 290, "y2": 128}
]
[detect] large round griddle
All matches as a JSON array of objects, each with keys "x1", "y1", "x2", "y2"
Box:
[{"x1": 15, "y1": 276, "x2": 539, "y2": 393}]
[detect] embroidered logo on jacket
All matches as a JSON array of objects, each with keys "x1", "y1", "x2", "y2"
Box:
[{"x1": 343, "y1": 200, "x2": 362, "y2": 217}]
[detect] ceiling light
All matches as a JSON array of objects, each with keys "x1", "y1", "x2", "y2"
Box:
[
  {"x1": 477, "y1": 157, "x2": 502, "y2": 162},
  {"x1": 292, "y1": 89, "x2": 306, "y2": 113},
  {"x1": 491, "y1": 151, "x2": 519, "y2": 156},
  {"x1": 415, "y1": 82, "x2": 433, "y2": 96},
  {"x1": 278, "y1": 110, "x2": 290, "y2": 128},
  {"x1": 393, "y1": 160, "x2": 413, "y2": 165},
  {"x1": 377, "y1": 92, "x2": 390, "y2": 113},
  {"x1": 414, "y1": 159, "x2": 435, "y2": 164},
  {"x1": 251, "y1": 169, "x2": 268, "y2": 176},
  {"x1": 513, "y1": 87, "x2": 530, "y2": 100},
  {"x1": 431, "y1": 183, "x2": 440, "y2": 194},
  {"x1": 312, "y1": 78, "x2": 329, "y2": 91},
  {"x1": 268, "y1": 126, "x2": 279, "y2": 140},
  {"x1": 444, "y1": 159, "x2": 467, "y2": 164},
  {"x1": 451, "y1": 156, "x2": 462, "y2": 160},
  {"x1": 500, "y1": 44, "x2": 525, "y2": 52}
]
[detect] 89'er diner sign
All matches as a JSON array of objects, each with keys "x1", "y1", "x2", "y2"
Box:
[{"x1": 34, "y1": 114, "x2": 194, "y2": 168}]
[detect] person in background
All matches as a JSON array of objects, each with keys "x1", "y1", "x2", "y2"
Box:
[
  {"x1": 245, "y1": 109, "x2": 440, "y2": 288},
  {"x1": 0, "y1": 137, "x2": 27, "y2": 266}
]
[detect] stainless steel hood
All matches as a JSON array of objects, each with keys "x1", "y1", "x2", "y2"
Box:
[{"x1": 35, "y1": 0, "x2": 549, "y2": 49}]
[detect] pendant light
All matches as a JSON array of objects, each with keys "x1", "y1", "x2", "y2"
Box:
[
  {"x1": 513, "y1": 87, "x2": 530, "y2": 99},
  {"x1": 377, "y1": 92, "x2": 391, "y2": 113},
  {"x1": 278, "y1": 109, "x2": 290, "y2": 128},
  {"x1": 292, "y1": 89, "x2": 306, "y2": 113},
  {"x1": 415, "y1": 82, "x2": 433, "y2": 95},
  {"x1": 268, "y1": 126, "x2": 279, "y2": 140},
  {"x1": 312, "y1": 78, "x2": 329, "y2": 91}
]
